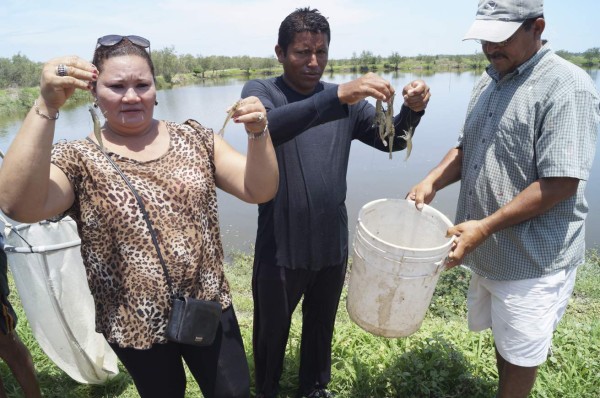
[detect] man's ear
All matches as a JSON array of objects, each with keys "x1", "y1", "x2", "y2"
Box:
[
  {"x1": 275, "y1": 44, "x2": 285, "y2": 63},
  {"x1": 533, "y1": 18, "x2": 545, "y2": 39}
]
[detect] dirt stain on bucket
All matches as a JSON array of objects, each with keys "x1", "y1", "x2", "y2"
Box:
[{"x1": 377, "y1": 281, "x2": 402, "y2": 328}]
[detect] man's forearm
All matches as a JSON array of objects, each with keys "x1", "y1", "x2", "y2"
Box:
[{"x1": 480, "y1": 177, "x2": 580, "y2": 236}]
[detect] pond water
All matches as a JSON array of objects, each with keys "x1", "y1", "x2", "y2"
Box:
[{"x1": 1, "y1": 70, "x2": 599, "y2": 253}]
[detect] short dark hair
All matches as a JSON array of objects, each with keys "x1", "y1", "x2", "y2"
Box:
[
  {"x1": 277, "y1": 7, "x2": 330, "y2": 55},
  {"x1": 92, "y1": 38, "x2": 156, "y2": 81}
]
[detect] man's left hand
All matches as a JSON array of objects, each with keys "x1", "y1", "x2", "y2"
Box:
[
  {"x1": 445, "y1": 219, "x2": 491, "y2": 269},
  {"x1": 402, "y1": 80, "x2": 430, "y2": 112}
]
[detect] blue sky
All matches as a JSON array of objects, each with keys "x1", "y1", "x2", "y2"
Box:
[{"x1": 1, "y1": 0, "x2": 598, "y2": 62}]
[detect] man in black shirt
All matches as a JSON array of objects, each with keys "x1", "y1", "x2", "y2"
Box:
[{"x1": 242, "y1": 7, "x2": 430, "y2": 398}]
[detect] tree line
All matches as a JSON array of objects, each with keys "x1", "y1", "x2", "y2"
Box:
[{"x1": 2, "y1": 47, "x2": 599, "y2": 90}]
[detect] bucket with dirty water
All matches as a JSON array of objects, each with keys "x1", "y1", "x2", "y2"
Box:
[{"x1": 347, "y1": 198, "x2": 454, "y2": 337}]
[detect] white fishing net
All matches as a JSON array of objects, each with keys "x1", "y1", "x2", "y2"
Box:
[{"x1": 2, "y1": 216, "x2": 118, "y2": 384}]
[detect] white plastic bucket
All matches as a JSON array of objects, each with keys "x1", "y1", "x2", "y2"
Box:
[{"x1": 347, "y1": 199, "x2": 454, "y2": 337}]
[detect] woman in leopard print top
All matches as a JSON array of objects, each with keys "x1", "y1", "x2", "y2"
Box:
[{"x1": 0, "y1": 35, "x2": 278, "y2": 398}]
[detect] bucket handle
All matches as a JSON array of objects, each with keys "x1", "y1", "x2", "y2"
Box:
[{"x1": 434, "y1": 258, "x2": 448, "y2": 274}]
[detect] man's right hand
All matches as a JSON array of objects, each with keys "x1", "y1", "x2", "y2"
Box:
[
  {"x1": 406, "y1": 147, "x2": 463, "y2": 210},
  {"x1": 337, "y1": 72, "x2": 394, "y2": 105}
]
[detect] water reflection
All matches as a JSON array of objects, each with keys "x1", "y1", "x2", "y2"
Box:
[{"x1": 1, "y1": 70, "x2": 599, "y2": 252}]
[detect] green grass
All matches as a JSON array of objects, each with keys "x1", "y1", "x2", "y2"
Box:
[{"x1": 1, "y1": 250, "x2": 599, "y2": 397}]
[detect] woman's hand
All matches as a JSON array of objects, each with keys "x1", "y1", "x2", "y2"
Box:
[
  {"x1": 231, "y1": 96, "x2": 269, "y2": 135},
  {"x1": 214, "y1": 96, "x2": 277, "y2": 204},
  {"x1": 38, "y1": 56, "x2": 98, "y2": 111}
]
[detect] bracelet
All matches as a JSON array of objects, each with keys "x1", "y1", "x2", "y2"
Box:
[
  {"x1": 247, "y1": 122, "x2": 269, "y2": 140},
  {"x1": 34, "y1": 100, "x2": 60, "y2": 120}
]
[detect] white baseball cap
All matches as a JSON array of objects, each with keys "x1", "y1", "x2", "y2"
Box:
[{"x1": 463, "y1": 0, "x2": 544, "y2": 43}]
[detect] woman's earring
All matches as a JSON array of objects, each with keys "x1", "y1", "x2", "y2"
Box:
[
  {"x1": 155, "y1": 100, "x2": 158, "y2": 106},
  {"x1": 93, "y1": 99, "x2": 99, "y2": 108}
]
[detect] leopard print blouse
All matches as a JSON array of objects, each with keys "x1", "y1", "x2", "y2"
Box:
[{"x1": 51, "y1": 119, "x2": 231, "y2": 349}]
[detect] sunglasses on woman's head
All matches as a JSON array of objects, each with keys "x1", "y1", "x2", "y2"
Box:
[{"x1": 96, "y1": 35, "x2": 151, "y2": 49}]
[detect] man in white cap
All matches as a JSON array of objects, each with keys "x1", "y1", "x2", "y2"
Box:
[{"x1": 407, "y1": 1, "x2": 600, "y2": 397}]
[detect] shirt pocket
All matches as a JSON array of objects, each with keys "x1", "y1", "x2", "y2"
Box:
[{"x1": 492, "y1": 117, "x2": 538, "y2": 188}]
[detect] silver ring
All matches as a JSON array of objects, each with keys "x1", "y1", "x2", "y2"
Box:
[
  {"x1": 257, "y1": 113, "x2": 264, "y2": 122},
  {"x1": 56, "y1": 64, "x2": 68, "y2": 77}
]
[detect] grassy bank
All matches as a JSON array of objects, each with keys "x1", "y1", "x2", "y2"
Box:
[
  {"x1": 0, "y1": 88, "x2": 94, "y2": 123},
  {"x1": 1, "y1": 250, "x2": 598, "y2": 397}
]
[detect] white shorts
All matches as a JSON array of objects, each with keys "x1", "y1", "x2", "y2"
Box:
[{"x1": 467, "y1": 267, "x2": 577, "y2": 367}]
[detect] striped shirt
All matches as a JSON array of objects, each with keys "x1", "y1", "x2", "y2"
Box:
[{"x1": 456, "y1": 44, "x2": 600, "y2": 280}]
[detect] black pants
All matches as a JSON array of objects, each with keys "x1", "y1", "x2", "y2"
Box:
[
  {"x1": 252, "y1": 259, "x2": 347, "y2": 397},
  {"x1": 109, "y1": 306, "x2": 249, "y2": 398}
]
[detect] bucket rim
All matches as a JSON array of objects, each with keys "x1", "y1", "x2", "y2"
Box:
[{"x1": 357, "y1": 198, "x2": 455, "y2": 253}]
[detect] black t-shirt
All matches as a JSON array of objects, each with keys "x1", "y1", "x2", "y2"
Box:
[{"x1": 241, "y1": 76, "x2": 422, "y2": 270}]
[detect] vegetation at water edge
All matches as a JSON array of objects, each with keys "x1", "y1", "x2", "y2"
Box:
[{"x1": 2, "y1": 47, "x2": 600, "y2": 120}]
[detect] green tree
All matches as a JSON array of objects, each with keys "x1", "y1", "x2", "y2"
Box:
[
  {"x1": 178, "y1": 54, "x2": 199, "y2": 73},
  {"x1": 198, "y1": 56, "x2": 212, "y2": 78},
  {"x1": 358, "y1": 50, "x2": 377, "y2": 72},
  {"x1": 583, "y1": 47, "x2": 600, "y2": 66},
  {"x1": 259, "y1": 56, "x2": 279, "y2": 73},
  {"x1": 555, "y1": 50, "x2": 573, "y2": 59},
  {"x1": 213, "y1": 56, "x2": 231, "y2": 74},
  {"x1": 388, "y1": 52, "x2": 405, "y2": 71},
  {"x1": 192, "y1": 66, "x2": 205, "y2": 78},
  {"x1": 328, "y1": 59, "x2": 336, "y2": 74},
  {"x1": 416, "y1": 54, "x2": 436, "y2": 70},
  {"x1": 452, "y1": 54, "x2": 464, "y2": 69},
  {"x1": 153, "y1": 46, "x2": 178, "y2": 83},
  {"x1": 0, "y1": 54, "x2": 41, "y2": 89},
  {"x1": 0, "y1": 58, "x2": 11, "y2": 88},
  {"x1": 239, "y1": 55, "x2": 252, "y2": 75},
  {"x1": 470, "y1": 51, "x2": 487, "y2": 69}
]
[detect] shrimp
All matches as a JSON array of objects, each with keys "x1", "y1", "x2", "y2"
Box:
[
  {"x1": 89, "y1": 106, "x2": 104, "y2": 152},
  {"x1": 375, "y1": 99, "x2": 386, "y2": 145},
  {"x1": 218, "y1": 99, "x2": 242, "y2": 136},
  {"x1": 374, "y1": 93, "x2": 396, "y2": 159},
  {"x1": 401, "y1": 125, "x2": 414, "y2": 161}
]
